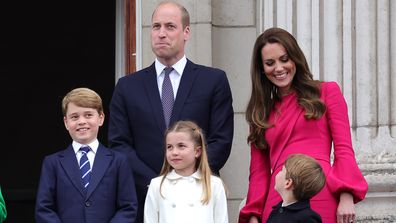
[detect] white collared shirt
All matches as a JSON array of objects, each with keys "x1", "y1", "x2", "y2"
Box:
[
  {"x1": 155, "y1": 56, "x2": 187, "y2": 99},
  {"x1": 144, "y1": 170, "x2": 229, "y2": 223},
  {"x1": 72, "y1": 139, "x2": 99, "y2": 167}
]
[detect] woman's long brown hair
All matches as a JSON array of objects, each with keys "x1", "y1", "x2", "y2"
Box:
[{"x1": 246, "y1": 27, "x2": 326, "y2": 150}]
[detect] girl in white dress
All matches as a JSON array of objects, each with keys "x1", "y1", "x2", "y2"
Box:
[{"x1": 144, "y1": 120, "x2": 229, "y2": 223}]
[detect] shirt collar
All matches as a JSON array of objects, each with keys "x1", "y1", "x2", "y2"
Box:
[
  {"x1": 166, "y1": 169, "x2": 202, "y2": 180},
  {"x1": 155, "y1": 56, "x2": 187, "y2": 78},
  {"x1": 273, "y1": 200, "x2": 310, "y2": 211},
  {"x1": 72, "y1": 139, "x2": 99, "y2": 154}
]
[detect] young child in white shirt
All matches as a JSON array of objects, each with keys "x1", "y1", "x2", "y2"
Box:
[{"x1": 144, "y1": 120, "x2": 228, "y2": 223}]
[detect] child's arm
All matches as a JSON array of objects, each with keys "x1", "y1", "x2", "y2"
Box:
[
  {"x1": 213, "y1": 177, "x2": 229, "y2": 223},
  {"x1": 110, "y1": 155, "x2": 138, "y2": 222},
  {"x1": 144, "y1": 179, "x2": 159, "y2": 223},
  {"x1": 35, "y1": 156, "x2": 61, "y2": 223}
]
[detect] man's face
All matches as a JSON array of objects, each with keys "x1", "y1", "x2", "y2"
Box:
[{"x1": 151, "y1": 3, "x2": 190, "y2": 66}]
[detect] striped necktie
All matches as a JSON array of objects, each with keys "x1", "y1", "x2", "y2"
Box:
[{"x1": 79, "y1": 146, "x2": 91, "y2": 189}]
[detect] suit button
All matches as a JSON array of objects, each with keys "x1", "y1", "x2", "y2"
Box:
[
  {"x1": 171, "y1": 203, "x2": 176, "y2": 208},
  {"x1": 279, "y1": 207, "x2": 283, "y2": 213},
  {"x1": 85, "y1": 201, "x2": 91, "y2": 207}
]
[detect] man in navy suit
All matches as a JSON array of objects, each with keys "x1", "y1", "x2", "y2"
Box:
[
  {"x1": 35, "y1": 88, "x2": 137, "y2": 223},
  {"x1": 108, "y1": 1, "x2": 234, "y2": 222}
]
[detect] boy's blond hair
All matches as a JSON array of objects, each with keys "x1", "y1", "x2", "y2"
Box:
[
  {"x1": 284, "y1": 154, "x2": 326, "y2": 201},
  {"x1": 62, "y1": 88, "x2": 103, "y2": 115}
]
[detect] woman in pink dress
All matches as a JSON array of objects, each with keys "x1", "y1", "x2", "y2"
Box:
[{"x1": 238, "y1": 27, "x2": 368, "y2": 223}]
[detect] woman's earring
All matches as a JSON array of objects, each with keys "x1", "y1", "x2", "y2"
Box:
[
  {"x1": 271, "y1": 85, "x2": 277, "y2": 100},
  {"x1": 270, "y1": 88, "x2": 274, "y2": 100}
]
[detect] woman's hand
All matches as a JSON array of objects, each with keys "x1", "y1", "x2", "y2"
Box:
[
  {"x1": 337, "y1": 192, "x2": 355, "y2": 223},
  {"x1": 248, "y1": 216, "x2": 259, "y2": 223}
]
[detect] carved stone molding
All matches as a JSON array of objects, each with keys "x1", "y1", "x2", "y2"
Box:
[{"x1": 356, "y1": 153, "x2": 396, "y2": 222}]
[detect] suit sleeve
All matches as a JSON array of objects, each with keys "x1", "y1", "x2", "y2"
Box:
[
  {"x1": 207, "y1": 70, "x2": 234, "y2": 174},
  {"x1": 110, "y1": 154, "x2": 138, "y2": 223},
  {"x1": 239, "y1": 144, "x2": 271, "y2": 223},
  {"x1": 323, "y1": 82, "x2": 368, "y2": 203},
  {"x1": 35, "y1": 156, "x2": 62, "y2": 223},
  {"x1": 108, "y1": 79, "x2": 157, "y2": 185}
]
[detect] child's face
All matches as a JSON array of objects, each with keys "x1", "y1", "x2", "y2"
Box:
[
  {"x1": 63, "y1": 102, "x2": 104, "y2": 145},
  {"x1": 165, "y1": 131, "x2": 202, "y2": 176},
  {"x1": 274, "y1": 165, "x2": 288, "y2": 193}
]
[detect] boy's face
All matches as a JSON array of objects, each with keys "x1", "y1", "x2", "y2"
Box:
[
  {"x1": 274, "y1": 165, "x2": 289, "y2": 193},
  {"x1": 63, "y1": 102, "x2": 104, "y2": 145}
]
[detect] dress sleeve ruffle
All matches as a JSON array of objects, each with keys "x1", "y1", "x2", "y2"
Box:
[
  {"x1": 322, "y1": 82, "x2": 368, "y2": 203},
  {"x1": 239, "y1": 144, "x2": 271, "y2": 223}
]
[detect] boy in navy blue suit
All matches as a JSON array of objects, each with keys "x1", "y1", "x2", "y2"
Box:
[
  {"x1": 35, "y1": 88, "x2": 137, "y2": 223},
  {"x1": 267, "y1": 154, "x2": 326, "y2": 223}
]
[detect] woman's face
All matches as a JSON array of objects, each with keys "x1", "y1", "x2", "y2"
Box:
[{"x1": 261, "y1": 42, "x2": 296, "y2": 96}]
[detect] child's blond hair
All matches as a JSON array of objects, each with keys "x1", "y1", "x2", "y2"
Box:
[
  {"x1": 160, "y1": 120, "x2": 212, "y2": 204},
  {"x1": 62, "y1": 88, "x2": 103, "y2": 116}
]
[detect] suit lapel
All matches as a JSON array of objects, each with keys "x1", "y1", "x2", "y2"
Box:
[
  {"x1": 143, "y1": 63, "x2": 167, "y2": 132},
  {"x1": 86, "y1": 144, "x2": 113, "y2": 198},
  {"x1": 171, "y1": 60, "x2": 198, "y2": 124},
  {"x1": 59, "y1": 145, "x2": 86, "y2": 197}
]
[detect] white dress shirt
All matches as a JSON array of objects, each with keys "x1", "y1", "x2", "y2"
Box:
[
  {"x1": 144, "y1": 170, "x2": 229, "y2": 223},
  {"x1": 72, "y1": 139, "x2": 99, "y2": 167},
  {"x1": 155, "y1": 56, "x2": 187, "y2": 99}
]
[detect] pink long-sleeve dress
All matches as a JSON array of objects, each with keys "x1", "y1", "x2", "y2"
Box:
[{"x1": 239, "y1": 82, "x2": 368, "y2": 223}]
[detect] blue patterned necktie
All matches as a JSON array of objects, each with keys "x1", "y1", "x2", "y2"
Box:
[
  {"x1": 79, "y1": 146, "x2": 91, "y2": 189},
  {"x1": 161, "y1": 67, "x2": 174, "y2": 127}
]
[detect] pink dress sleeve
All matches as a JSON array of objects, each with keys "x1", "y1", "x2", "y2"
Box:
[
  {"x1": 323, "y1": 82, "x2": 368, "y2": 203},
  {"x1": 238, "y1": 144, "x2": 271, "y2": 223}
]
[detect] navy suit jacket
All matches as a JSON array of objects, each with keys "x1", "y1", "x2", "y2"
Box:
[
  {"x1": 35, "y1": 144, "x2": 138, "y2": 223},
  {"x1": 108, "y1": 59, "x2": 234, "y2": 221},
  {"x1": 266, "y1": 200, "x2": 322, "y2": 223}
]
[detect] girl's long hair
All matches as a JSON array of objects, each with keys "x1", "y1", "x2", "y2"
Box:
[
  {"x1": 159, "y1": 120, "x2": 212, "y2": 204},
  {"x1": 246, "y1": 27, "x2": 326, "y2": 150}
]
